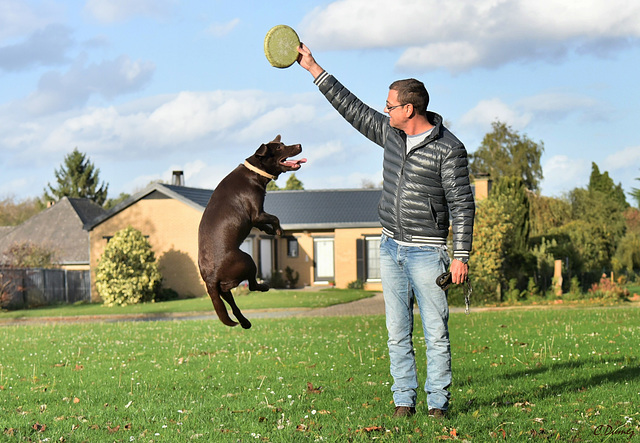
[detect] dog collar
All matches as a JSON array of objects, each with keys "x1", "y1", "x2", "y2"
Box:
[{"x1": 243, "y1": 161, "x2": 277, "y2": 180}]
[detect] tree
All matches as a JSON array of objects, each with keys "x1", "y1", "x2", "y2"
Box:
[
  {"x1": 630, "y1": 169, "x2": 640, "y2": 208},
  {"x1": 588, "y1": 162, "x2": 628, "y2": 210},
  {"x1": 3, "y1": 242, "x2": 57, "y2": 268},
  {"x1": 43, "y1": 148, "x2": 108, "y2": 206},
  {"x1": 566, "y1": 186, "x2": 626, "y2": 276},
  {"x1": 95, "y1": 227, "x2": 162, "y2": 306},
  {"x1": 104, "y1": 192, "x2": 130, "y2": 210},
  {"x1": 528, "y1": 193, "x2": 572, "y2": 237},
  {"x1": 470, "y1": 197, "x2": 512, "y2": 302},
  {"x1": 469, "y1": 121, "x2": 544, "y2": 192},
  {"x1": 266, "y1": 173, "x2": 304, "y2": 191},
  {"x1": 612, "y1": 207, "x2": 640, "y2": 275},
  {"x1": 0, "y1": 196, "x2": 41, "y2": 226}
]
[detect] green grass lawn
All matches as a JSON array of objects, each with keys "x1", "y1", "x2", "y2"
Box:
[
  {"x1": 0, "y1": 288, "x2": 375, "y2": 320},
  {"x1": 1, "y1": 307, "x2": 639, "y2": 441}
]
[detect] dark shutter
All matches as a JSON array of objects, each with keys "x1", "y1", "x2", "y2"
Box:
[{"x1": 356, "y1": 238, "x2": 365, "y2": 281}]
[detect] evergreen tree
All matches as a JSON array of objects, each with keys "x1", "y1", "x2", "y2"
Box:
[
  {"x1": 630, "y1": 169, "x2": 640, "y2": 208},
  {"x1": 43, "y1": 148, "x2": 108, "y2": 206},
  {"x1": 266, "y1": 173, "x2": 304, "y2": 191},
  {"x1": 285, "y1": 173, "x2": 304, "y2": 190},
  {"x1": 588, "y1": 162, "x2": 628, "y2": 210}
]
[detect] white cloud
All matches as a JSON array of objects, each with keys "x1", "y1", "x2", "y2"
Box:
[
  {"x1": 3, "y1": 90, "x2": 322, "y2": 160},
  {"x1": 300, "y1": 0, "x2": 640, "y2": 72},
  {"x1": 460, "y1": 98, "x2": 532, "y2": 131},
  {"x1": 0, "y1": 24, "x2": 73, "y2": 72},
  {"x1": 541, "y1": 154, "x2": 590, "y2": 196},
  {"x1": 84, "y1": 0, "x2": 176, "y2": 23},
  {"x1": 0, "y1": 0, "x2": 63, "y2": 42},
  {"x1": 204, "y1": 18, "x2": 240, "y2": 37},
  {"x1": 603, "y1": 146, "x2": 640, "y2": 171},
  {"x1": 22, "y1": 55, "x2": 155, "y2": 115}
]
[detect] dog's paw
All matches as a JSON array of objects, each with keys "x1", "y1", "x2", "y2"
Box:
[
  {"x1": 255, "y1": 283, "x2": 270, "y2": 292},
  {"x1": 240, "y1": 320, "x2": 252, "y2": 329}
]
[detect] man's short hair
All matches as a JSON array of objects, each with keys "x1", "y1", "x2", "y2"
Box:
[{"x1": 389, "y1": 79, "x2": 429, "y2": 116}]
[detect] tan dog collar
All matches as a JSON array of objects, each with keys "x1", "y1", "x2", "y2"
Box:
[{"x1": 243, "y1": 161, "x2": 276, "y2": 180}]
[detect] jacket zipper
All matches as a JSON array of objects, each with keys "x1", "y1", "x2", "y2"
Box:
[{"x1": 396, "y1": 133, "x2": 407, "y2": 241}]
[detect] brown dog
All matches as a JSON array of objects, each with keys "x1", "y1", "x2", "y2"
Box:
[{"x1": 198, "y1": 135, "x2": 306, "y2": 329}]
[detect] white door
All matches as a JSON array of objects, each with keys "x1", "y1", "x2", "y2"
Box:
[
  {"x1": 314, "y1": 238, "x2": 334, "y2": 282},
  {"x1": 260, "y1": 239, "x2": 272, "y2": 280}
]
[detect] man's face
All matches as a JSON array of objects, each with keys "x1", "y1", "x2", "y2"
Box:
[{"x1": 385, "y1": 89, "x2": 408, "y2": 130}]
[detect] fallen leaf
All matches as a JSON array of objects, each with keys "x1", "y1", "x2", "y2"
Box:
[
  {"x1": 32, "y1": 422, "x2": 46, "y2": 432},
  {"x1": 107, "y1": 425, "x2": 120, "y2": 433},
  {"x1": 357, "y1": 426, "x2": 384, "y2": 433},
  {"x1": 73, "y1": 365, "x2": 84, "y2": 371},
  {"x1": 306, "y1": 382, "x2": 322, "y2": 394},
  {"x1": 73, "y1": 397, "x2": 80, "y2": 404}
]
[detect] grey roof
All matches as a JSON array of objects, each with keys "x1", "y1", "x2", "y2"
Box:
[
  {"x1": 87, "y1": 183, "x2": 382, "y2": 230},
  {"x1": 0, "y1": 197, "x2": 106, "y2": 265}
]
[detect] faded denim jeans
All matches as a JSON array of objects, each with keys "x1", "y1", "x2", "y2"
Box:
[{"x1": 380, "y1": 234, "x2": 451, "y2": 411}]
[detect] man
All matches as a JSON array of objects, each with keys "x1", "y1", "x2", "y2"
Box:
[{"x1": 297, "y1": 44, "x2": 475, "y2": 418}]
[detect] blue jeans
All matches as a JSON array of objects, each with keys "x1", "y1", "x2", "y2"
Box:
[{"x1": 380, "y1": 234, "x2": 451, "y2": 411}]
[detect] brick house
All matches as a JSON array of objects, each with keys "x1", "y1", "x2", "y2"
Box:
[{"x1": 85, "y1": 176, "x2": 490, "y2": 302}]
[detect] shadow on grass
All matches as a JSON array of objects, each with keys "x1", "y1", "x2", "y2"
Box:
[{"x1": 459, "y1": 355, "x2": 640, "y2": 412}]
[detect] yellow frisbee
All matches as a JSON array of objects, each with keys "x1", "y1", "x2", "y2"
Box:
[{"x1": 264, "y1": 25, "x2": 300, "y2": 68}]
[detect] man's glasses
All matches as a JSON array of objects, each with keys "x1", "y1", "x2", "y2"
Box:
[{"x1": 385, "y1": 103, "x2": 407, "y2": 112}]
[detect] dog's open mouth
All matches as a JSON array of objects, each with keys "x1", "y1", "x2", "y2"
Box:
[{"x1": 280, "y1": 157, "x2": 307, "y2": 170}]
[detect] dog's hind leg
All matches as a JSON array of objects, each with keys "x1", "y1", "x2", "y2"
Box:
[
  {"x1": 220, "y1": 290, "x2": 252, "y2": 329},
  {"x1": 204, "y1": 280, "x2": 239, "y2": 327}
]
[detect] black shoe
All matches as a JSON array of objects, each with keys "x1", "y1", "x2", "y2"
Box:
[
  {"x1": 393, "y1": 406, "x2": 416, "y2": 418},
  {"x1": 428, "y1": 408, "x2": 446, "y2": 419}
]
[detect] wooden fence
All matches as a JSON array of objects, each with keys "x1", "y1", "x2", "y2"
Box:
[{"x1": 0, "y1": 268, "x2": 91, "y2": 310}]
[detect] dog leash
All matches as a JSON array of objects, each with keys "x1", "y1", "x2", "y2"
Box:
[{"x1": 436, "y1": 272, "x2": 472, "y2": 315}]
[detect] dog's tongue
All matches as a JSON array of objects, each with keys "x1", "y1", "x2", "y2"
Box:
[{"x1": 283, "y1": 158, "x2": 307, "y2": 167}]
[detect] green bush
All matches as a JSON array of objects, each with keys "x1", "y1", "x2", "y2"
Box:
[
  {"x1": 347, "y1": 279, "x2": 364, "y2": 290},
  {"x1": 96, "y1": 227, "x2": 162, "y2": 306}
]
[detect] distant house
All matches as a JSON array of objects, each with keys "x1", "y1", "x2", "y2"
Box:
[
  {"x1": 0, "y1": 197, "x2": 106, "y2": 270},
  {"x1": 85, "y1": 183, "x2": 384, "y2": 301},
  {"x1": 85, "y1": 176, "x2": 491, "y2": 302}
]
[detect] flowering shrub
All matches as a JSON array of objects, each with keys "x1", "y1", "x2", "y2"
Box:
[
  {"x1": 96, "y1": 227, "x2": 162, "y2": 306},
  {"x1": 588, "y1": 273, "x2": 630, "y2": 301}
]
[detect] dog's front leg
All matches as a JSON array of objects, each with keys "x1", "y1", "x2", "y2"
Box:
[{"x1": 253, "y1": 212, "x2": 283, "y2": 236}]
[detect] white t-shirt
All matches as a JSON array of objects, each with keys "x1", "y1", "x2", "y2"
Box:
[{"x1": 406, "y1": 127, "x2": 434, "y2": 154}]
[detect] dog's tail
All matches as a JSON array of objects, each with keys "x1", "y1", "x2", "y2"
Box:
[{"x1": 208, "y1": 284, "x2": 238, "y2": 327}]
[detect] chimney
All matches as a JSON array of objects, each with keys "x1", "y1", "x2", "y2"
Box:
[
  {"x1": 171, "y1": 170, "x2": 185, "y2": 186},
  {"x1": 473, "y1": 173, "x2": 491, "y2": 201}
]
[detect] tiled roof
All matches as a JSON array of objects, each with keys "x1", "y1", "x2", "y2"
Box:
[
  {"x1": 164, "y1": 185, "x2": 382, "y2": 229},
  {"x1": 88, "y1": 183, "x2": 382, "y2": 230},
  {"x1": 0, "y1": 197, "x2": 106, "y2": 265}
]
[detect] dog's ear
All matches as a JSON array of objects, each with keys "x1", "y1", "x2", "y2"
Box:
[
  {"x1": 255, "y1": 143, "x2": 269, "y2": 157},
  {"x1": 271, "y1": 134, "x2": 281, "y2": 144}
]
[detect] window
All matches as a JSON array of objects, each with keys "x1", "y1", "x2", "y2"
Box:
[
  {"x1": 287, "y1": 237, "x2": 299, "y2": 258},
  {"x1": 365, "y1": 237, "x2": 381, "y2": 281}
]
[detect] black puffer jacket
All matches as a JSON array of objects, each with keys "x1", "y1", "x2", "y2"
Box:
[{"x1": 314, "y1": 71, "x2": 475, "y2": 260}]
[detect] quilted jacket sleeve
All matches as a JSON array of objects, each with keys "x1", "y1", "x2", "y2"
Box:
[{"x1": 314, "y1": 71, "x2": 388, "y2": 148}]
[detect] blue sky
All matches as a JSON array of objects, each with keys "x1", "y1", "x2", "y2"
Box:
[{"x1": 1, "y1": 0, "x2": 639, "y2": 203}]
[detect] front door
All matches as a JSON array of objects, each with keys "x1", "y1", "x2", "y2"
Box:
[{"x1": 314, "y1": 238, "x2": 334, "y2": 283}]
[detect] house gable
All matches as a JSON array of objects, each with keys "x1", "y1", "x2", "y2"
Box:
[{"x1": 0, "y1": 197, "x2": 105, "y2": 268}]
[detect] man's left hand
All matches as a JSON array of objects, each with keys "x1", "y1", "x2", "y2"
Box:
[{"x1": 450, "y1": 259, "x2": 469, "y2": 285}]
